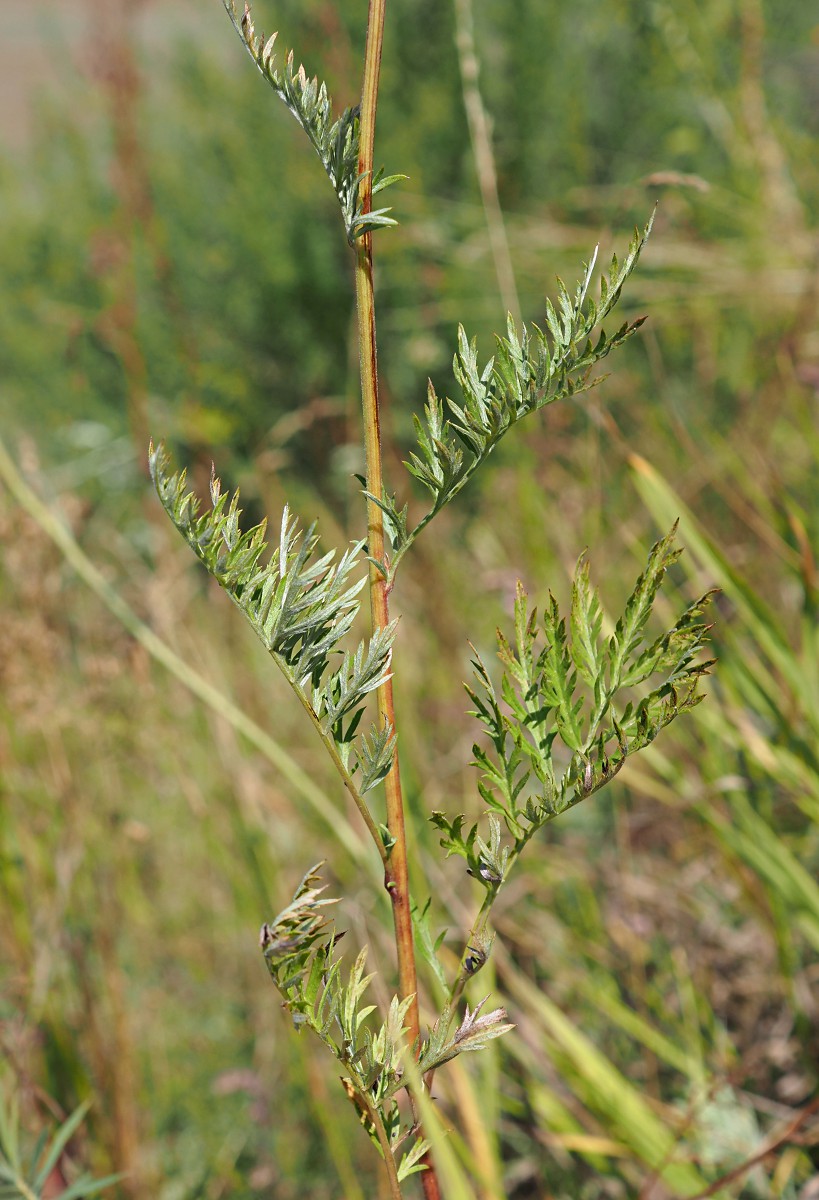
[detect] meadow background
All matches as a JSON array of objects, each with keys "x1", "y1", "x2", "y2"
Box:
[{"x1": 0, "y1": 0, "x2": 817, "y2": 1196}]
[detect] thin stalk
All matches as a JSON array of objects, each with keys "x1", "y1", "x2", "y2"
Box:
[
  {"x1": 5, "y1": 1176, "x2": 37, "y2": 1200},
  {"x1": 453, "y1": 0, "x2": 520, "y2": 325},
  {"x1": 449, "y1": 890, "x2": 495, "y2": 1010},
  {"x1": 354, "y1": 0, "x2": 417, "y2": 1029},
  {"x1": 446, "y1": 821, "x2": 541, "y2": 1011},
  {"x1": 282, "y1": 662, "x2": 389, "y2": 866},
  {"x1": 423, "y1": 886, "x2": 498, "y2": 1099},
  {"x1": 357, "y1": 1088, "x2": 404, "y2": 1200},
  {"x1": 354, "y1": 2, "x2": 441, "y2": 1197}
]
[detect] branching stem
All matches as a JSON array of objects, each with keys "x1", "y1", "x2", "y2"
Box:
[
  {"x1": 355, "y1": 0, "x2": 417, "y2": 1017},
  {"x1": 436, "y1": 830, "x2": 536, "y2": 1066},
  {"x1": 354, "y1": 3, "x2": 440, "y2": 1197},
  {"x1": 447, "y1": 813, "x2": 561, "y2": 1012}
]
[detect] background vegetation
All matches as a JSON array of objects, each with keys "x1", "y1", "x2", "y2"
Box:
[{"x1": 0, "y1": 0, "x2": 817, "y2": 1196}]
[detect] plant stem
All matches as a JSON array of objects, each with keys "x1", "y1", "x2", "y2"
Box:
[
  {"x1": 354, "y1": 3, "x2": 441, "y2": 1197},
  {"x1": 449, "y1": 891, "x2": 495, "y2": 1010},
  {"x1": 452, "y1": 0, "x2": 520, "y2": 324},
  {"x1": 358, "y1": 1088, "x2": 404, "y2": 1200},
  {"x1": 447, "y1": 827, "x2": 540, "y2": 1011},
  {"x1": 4, "y1": 1173, "x2": 38, "y2": 1200},
  {"x1": 355, "y1": 0, "x2": 417, "y2": 1028},
  {"x1": 284, "y1": 662, "x2": 389, "y2": 866}
]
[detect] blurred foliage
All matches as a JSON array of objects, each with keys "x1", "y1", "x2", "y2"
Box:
[{"x1": 1, "y1": 0, "x2": 818, "y2": 1196}]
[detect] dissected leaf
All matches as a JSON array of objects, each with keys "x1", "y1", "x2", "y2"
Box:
[
  {"x1": 389, "y1": 218, "x2": 655, "y2": 575},
  {"x1": 460, "y1": 527, "x2": 712, "y2": 878},
  {"x1": 151, "y1": 445, "x2": 395, "y2": 804},
  {"x1": 418, "y1": 997, "x2": 514, "y2": 1073},
  {"x1": 223, "y1": 0, "x2": 400, "y2": 243}
]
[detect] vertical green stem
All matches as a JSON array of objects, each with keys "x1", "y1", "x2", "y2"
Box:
[{"x1": 354, "y1": 2, "x2": 441, "y2": 1197}]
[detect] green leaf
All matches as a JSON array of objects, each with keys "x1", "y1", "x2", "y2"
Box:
[
  {"x1": 151, "y1": 444, "x2": 392, "y2": 826},
  {"x1": 397, "y1": 1136, "x2": 432, "y2": 1181},
  {"x1": 570, "y1": 552, "x2": 605, "y2": 687},
  {"x1": 258, "y1": 862, "x2": 432, "y2": 1162},
  {"x1": 55, "y1": 1174, "x2": 124, "y2": 1200},
  {"x1": 151, "y1": 447, "x2": 367, "y2": 685},
  {"x1": 411, "y1": 899, "x2": 449, "y2": 992},
  {"x1": 457, "y1": 528, "x2": 712, "y2": 873},
  {"x1": 473, "y1": 814, "x2": 509, "y2": 885},
  {"x1": 0, "y1": 1088, "x2": 121, "y2": 1200},
  {"x1": 418, "y1": 998, "x2": 514, "y2": 1073},
  {"x1": 223, "y1": 1, "x2": 400, "y2": 244},
  {"x1": 372, "y1": 170, "x2": 408, "y2": 195},
  {"x1": 362, "y1": 490, "x2": 410, "y2": 554},
  {"x1": 430, "y1": 812, "x2": 480, "y2": 873},
  {"x1": 33, "y1": 1102, "x2": 91, "y2": 1191},
  {"x1": 314, "y1": 622, "x2": 397, "y2": 732},
  {"x1": 378, "y1": 823, "x2": 397, "y2": 855},
  {"x1": 0, "y1": 1093, "x2": 20, "y2": 1173},
  {"x1": 390, "y1": 217, "x2": 654, "y2": 572},
  {"x1": 541, "y1": 594, "x2": 584, "y2": 753},
  {"x1": 608, "y1": 523, "x2": 682, "y2": 691},
  {"x1": 620, "y1": 589, "x2": 715, "y2": 689},
  {"x1": 358, "y1": 723, "x2": 396, "y2": 795}
]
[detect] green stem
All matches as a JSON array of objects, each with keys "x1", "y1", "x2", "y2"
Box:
[
  {"x1": 446, "y1": 824, "x2": 539, "y2": 1012},
  {"x1": 283, "y1": 662, "x2": 388, "y2": 865},
  {"x1": 306, "y1": 1025, "x2": 402, "y2": 1198},
  {"x1": 448, "y1": 890, "x2": 495, "y2": 1010},
  {"x1": 424, "y1": 880, "x2": 504, "y2": 1097},
  {"x1": 388, "y1": 462, "x2": 483, "y2": 581},
  {"x1": 3, "y1": 1172, "x2": 38, "y2": 1200},
  {"x1": 420, "y1": 883, "x2": 497, "y2": 1109},
  {"x1": 357, "y1": 1087, "x2": 404, "y2": 1200}
]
